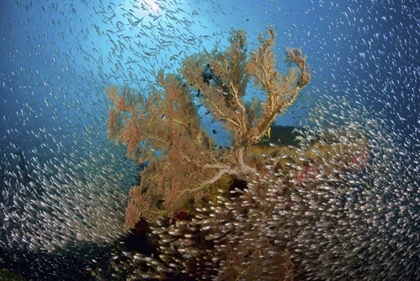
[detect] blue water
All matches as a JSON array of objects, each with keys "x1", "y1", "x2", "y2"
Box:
[{"x1": 1, "y1": 0, "x2": 417, "y2": 147}]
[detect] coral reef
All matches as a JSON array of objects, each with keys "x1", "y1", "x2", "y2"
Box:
[
  {"x1": 106, "y1": 27, "x2": 311, "y2": 229},
  {"x1": 103, "y1": 174, "x2": 296, "y2": 281},
  {"x1": 95, "y1": 123, "x2": 370, "y2": 280}
]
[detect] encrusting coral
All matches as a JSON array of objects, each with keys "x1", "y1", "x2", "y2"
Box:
[{"x1": 105, "y1": 27, "x2": 310, "y2": 230}]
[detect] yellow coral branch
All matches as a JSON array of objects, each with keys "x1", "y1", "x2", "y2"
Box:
[{"x1": 106, "y1": 26, "x2": 310, "y2": 229}]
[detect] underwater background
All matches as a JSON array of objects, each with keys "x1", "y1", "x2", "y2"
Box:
[{"x1": 0, "y1": 0, "x2": 419, "y2": 280}]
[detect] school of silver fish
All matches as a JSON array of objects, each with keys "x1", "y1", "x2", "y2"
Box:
[{"x1": 0, "y1": 0, "x2": 419, "y2": 280}]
